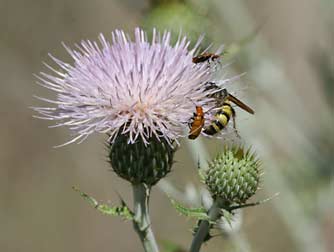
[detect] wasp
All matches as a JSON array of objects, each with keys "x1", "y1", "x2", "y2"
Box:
[
  {"x1": 192, "y1": 52, "x2": 220, "y2": 64},
  {"x1": 188, "y1": 106, "x2": 205, "y2": 139},
  {"x1": 203, "y1": 83, "x2": 254, "y2": 136}
]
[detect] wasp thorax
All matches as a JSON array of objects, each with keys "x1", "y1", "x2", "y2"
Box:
[
  {"x1": 204, "y1": 147, "x2": 260, "y2": 204},
  {"x1": 109, "y1": 134, "x2": 175, "y2": 186}
]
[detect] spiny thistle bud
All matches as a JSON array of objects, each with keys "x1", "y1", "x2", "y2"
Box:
[
  {"x1": 109, "y1": 134, "x2": 175, "y2": 186},
  {"x1": 204, "y1": 146, "x2": 261, "y2": 204}
]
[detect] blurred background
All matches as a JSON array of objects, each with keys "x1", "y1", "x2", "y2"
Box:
[{"x1": 0, "y1": 0, "x2": 333, "y2": 251}]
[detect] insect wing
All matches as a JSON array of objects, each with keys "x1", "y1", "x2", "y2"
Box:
[{"x1": 227, "y1": 94, "x2": 255, "y2": 114}]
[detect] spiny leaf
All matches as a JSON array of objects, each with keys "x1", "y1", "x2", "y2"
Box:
[
  {"x1": 228, "y1": 192, "x2": 280, "y2": 211},
  {"x1": 72, "y1": 186, "x2": 133, "y2": 220},
  {"x1": 169, "y1": 197, "x2": 209, "y2": 220},
  {"x1": 220, "y1": 209, "x2": 233, "y2": 228}
]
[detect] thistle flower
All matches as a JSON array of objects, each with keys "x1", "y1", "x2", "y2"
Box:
[{"x1": 33, "y1": 28, "x2": 222, "y2": 146}]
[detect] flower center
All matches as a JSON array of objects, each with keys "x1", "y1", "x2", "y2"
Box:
[{"x1": 134, "y1": 101, "x2": 149, "y2": 115}]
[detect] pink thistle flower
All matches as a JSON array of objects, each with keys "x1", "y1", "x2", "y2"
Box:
[{"x1": 33, "y1": 28, "x2": 223, "y2": 146}]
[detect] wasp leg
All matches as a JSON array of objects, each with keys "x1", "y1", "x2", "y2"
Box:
[{"x1": 232, "y1": 115, "x2": 241, "y2": 138}]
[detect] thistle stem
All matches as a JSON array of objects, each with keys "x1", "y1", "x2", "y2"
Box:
[
  {"x1": 190, "y1": 200, "x2": 223, "y2": 252},
  {"x1": 132, "y1": 183, "x2": 159, "y2": 252}
]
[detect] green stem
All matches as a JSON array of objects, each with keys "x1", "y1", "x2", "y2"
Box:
[
  {"x1": 190, "y1": 200, "x2": 223, "y2": 252},
  {"x1": 132, "y1": 183, "x2": 159, "y2": 252}
]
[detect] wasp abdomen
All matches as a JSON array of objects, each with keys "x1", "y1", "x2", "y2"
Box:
[{"x1": 203, "y1": 103, "x2": 234, "y2": 135}]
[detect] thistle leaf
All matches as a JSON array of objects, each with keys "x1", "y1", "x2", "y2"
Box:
[
  {"x1": 228, "y1": 192, "x2": 280, "y2": 211},
  {"x1": 220, "y1": 209, "x2": 233, "y2": 228},
  {"x1": 72, "y1": 186, "x2": 133, "y2": 220},
  {"x1": 169, "y1": 197, "x2": 209, "y2": 220}
]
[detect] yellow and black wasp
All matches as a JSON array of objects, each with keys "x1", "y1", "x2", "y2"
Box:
[{"x1": 203, "y1": 82, "x2": 254, "y2": 136}]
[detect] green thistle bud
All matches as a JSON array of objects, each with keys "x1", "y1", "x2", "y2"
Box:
[
  {"x1": 109, "y1": 134, "x2": 175, "y2": 186},
  {"x1": 204, "y1": 146, "x2": 261, "y2": 204}
]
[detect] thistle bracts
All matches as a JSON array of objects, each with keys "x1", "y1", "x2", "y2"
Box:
[
  {"x1": 189, "y1": 147, "x2": 262, "y2": 252},
  {"x1": 204, "y1": 146, "x2": 260, "y2": 205},
  {"x1": 109, "y1": 134, "x2": 175, "y2": 186}
]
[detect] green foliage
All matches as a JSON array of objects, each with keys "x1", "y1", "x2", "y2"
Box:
[
  {"x1": 169, "y1": 198, "x2": 210, "y2": 221},
  {"x1": 160, "y1": 240, "x2": 186, "y2": 252},
  {"x1": 220, "y1": 209, "x2": 233, "y2": 227},
  {"x1": 227, "y1": 192, "x2": 279, "y2": 211},
  {"x1": 143, "y1": 1, "x2": 211, "y2": 48},
  {"x1": 72, "y1": 186, "x2": 133, "y2": 220}
]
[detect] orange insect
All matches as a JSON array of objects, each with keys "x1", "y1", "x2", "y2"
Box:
[
  {"x1": 188, "y1": 106, "x2": 205, "y2": 140},
  {"x1": 192, "y1": 52, "x2": 220, "y2": 64}
]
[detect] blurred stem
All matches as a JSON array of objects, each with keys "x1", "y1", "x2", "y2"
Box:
[
  {"x1": 132, "y1": 183, "x2": 159, "y2": 252},
  {"x1": 190, "y1": 200, "x2": 223, "y2": 252}
]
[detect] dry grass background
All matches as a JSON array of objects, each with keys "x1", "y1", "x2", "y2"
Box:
[{"x1": 0, "y1": 0, "x2": 332, "y2": 252}]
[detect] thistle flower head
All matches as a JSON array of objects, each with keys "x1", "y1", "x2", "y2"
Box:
[
  {"x1": 204, "y1": 146, "x2": 261, "y2": 204},
  {"x1": 33, "y1": 28, "x2": 221, "y2": 146}
]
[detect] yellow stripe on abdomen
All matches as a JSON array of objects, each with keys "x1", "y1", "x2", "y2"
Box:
[
  {"x1": 222, "y1": 105, "x2": 233, "y2": 118},
  {"x1": 215, "y1": 113, "x2": 228, "y2": 127}
]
